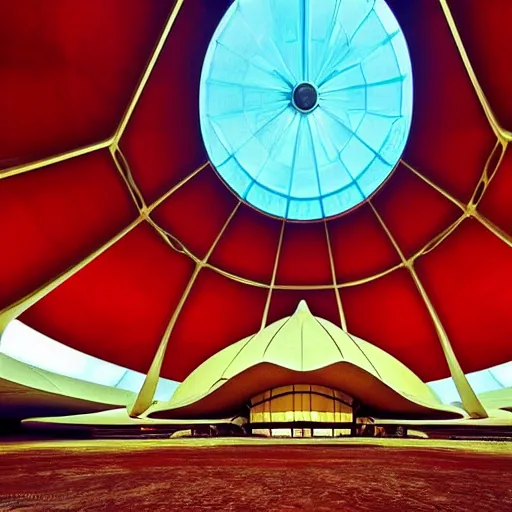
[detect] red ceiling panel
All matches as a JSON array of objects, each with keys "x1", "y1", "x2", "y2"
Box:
[
  {"x1": 448, "y1": 0, "x2": 512, "y2": 131},
  {"x1": 327, "y1": 204, "x2": 401, "y2": 284},
  {"x1": 340, "y1": 269, "x2": 449, "y2": 381},
  {"x1": 387, "y1": 0, "x2": 496, "y2": 203},
  {"x1": 372, "y1": 163, "x2": 462, "y2": 258},
  {"x1": 21, "y1": 223, "x2": 195, "y2": 374},
  {"x1": 0, "y1": 0, "x2": 175, "y2": 168},
  {"x1": 276, "y1": 222, "x2": 332, "y2": 286},
  {"x1": 0, "y1": 150, "x2": 136, "y2": 309},
  {"x1": 121, "y1": 0, "x2": 227, "y2": 204},
  {"x1": 267, "y1": 289, "x2": 341, "y2": 329},
  {"x1": 151, "y1": 165, "x2": 238, "y2": 260},
  {"x1": 162, "y1": 269, "x2": 267, "y2": 381},
  {"x1": 478, "y1": 145, "x2": 512, "y2": 237},
  {"x1": 415, "y1": 219, "x2": 512, "y2": 374},
  {"x1": 208, "y1": 204, "x2": 283, "y2": 285}
]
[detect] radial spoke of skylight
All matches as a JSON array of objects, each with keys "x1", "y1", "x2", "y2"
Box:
[
  {"x1": 321, "y1": 75, "x2": 405, "y2": 97},
  {"x1": 309, "y1": 0, "x2": 346, "y2": 84},
  {"x1": 244, "y1": 110, "x2": 299, "y2": 198},
  {"x1": 309, "y1": 113, "x2": 354, "y2": 195},
  {"x1": 237, "y1": 2, "x2": 298, "y2": 85},
  {"x1": 215, "y1": 104, "x2": 291, "y2": 169},
  {"x1": 318, "y1": 31, "x2": 399, "y2": 89},
  {"x1": 314, "y1": 34, "x2": 351, "y2": 87},
  {"x1": 301, "y1": 0, "x2": 309, "y2": 82},
  {"x1": 199, "y1": 0, "x2": 413, "y2": 221},
  {"x1": 284, "y1": 116, "x2": 304, "y2": 216},
  {"x1": 290, "y1": 116, "x2": 322, "y2": 199},
  {"x1": 314, "y1": 0, "x2": 376, "y2": 84},
  {"x1": 320, "y1": 107, "x2": 392, "y2": 165},
  {"x1": 314, "y1": 109, "x2": 369, "y2": 191},
  {"x1": 206, "y1": 79, "x2": 289, "y2": 96},
  {"x1": 214, "y1": 42, "x2": 292, "y2": 91},
  {"x1": 307, "y1": 118, "x2": 326, "y2": 217}
]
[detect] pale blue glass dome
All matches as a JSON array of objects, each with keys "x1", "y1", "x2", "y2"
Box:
[{"x1": 199, "y1": 0, "x2": 413, "y2": 221}]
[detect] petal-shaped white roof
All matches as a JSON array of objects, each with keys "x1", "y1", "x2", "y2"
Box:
[{"x1": 148, "y1": 301, "x2": 462, "y2": 419}]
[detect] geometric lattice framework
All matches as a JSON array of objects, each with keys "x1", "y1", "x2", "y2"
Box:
[
  {"x1": 200, "y1": 0, "x2": 413, "y2": 220},
  {"x1": 0, "y1": 0, "x2": 511, "y2": 397}
]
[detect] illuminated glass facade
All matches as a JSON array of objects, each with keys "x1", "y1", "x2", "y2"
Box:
[
  {"x1": 250, "y1": 385, "x2": 353, "y2": 426},
  {"x1": 200, "y1": 0, "x2": 413, "y2": 220}
]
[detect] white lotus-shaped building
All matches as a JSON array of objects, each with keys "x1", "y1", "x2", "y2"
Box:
[{"x1": 147, "y1": 301, "x2": 461, "y2": 421}]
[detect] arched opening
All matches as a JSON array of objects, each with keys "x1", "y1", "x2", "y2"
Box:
[{"x1": 249, "y1": 384, "x2": 355, "y2": 437}]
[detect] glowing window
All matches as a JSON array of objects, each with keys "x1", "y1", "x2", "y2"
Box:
[{"x1": 200, "y1": 0, "x2": 413, "y2": 220}]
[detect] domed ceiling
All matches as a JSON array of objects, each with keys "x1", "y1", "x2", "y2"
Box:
[{"x1": 0, "y1": 0, "x2": 511, "y2": 384}]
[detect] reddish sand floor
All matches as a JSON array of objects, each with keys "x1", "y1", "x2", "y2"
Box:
[{"x1": 0, "y1": 438, "x2": 511, "y2": 511}]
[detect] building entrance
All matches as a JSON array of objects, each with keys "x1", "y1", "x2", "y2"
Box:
[{"x1": 249, "y1": 385, "x2": 354, "y2": 437}]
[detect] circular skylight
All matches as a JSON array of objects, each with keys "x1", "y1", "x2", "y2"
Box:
[{"x1": 199, "y1": 0, "x2": 413, "y2": 221}]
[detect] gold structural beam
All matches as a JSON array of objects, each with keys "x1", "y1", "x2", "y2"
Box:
[
  {"x1": 127, "y1": 264, "x2": 200, "y2": 417},
  {"x1": 112, "y1": 0, "x2": 186, "y2": 145},
  {"x1": 0, "y1": 0, "x2": 185, "y2": 182},
  {"x1": 110, "y1": 144, "x2": 148, "y2": 212},
  {"x1": 149, "y1": 213, "x2": 407, "y2": 292},
  {"x1": 0, "y1": 218, "x2": 143, "y2": 334},
  {"x1": 147, "y1": 162, "x2": 211, "y2": 214},
  {"x1": 403, "y1": 140, "x2": 505, "y2": 212},
  {"x1": 439, "y1": 0, "x2": 512, "y2": 143},
  {"x1": 260, "y1": 221, "x2": 286, "y2": 330},
  {"x1": 368, "y1": 201, "x2": 487, "y2": 419},
  {"x1": 324, "y1": 221, "x2": 347, "y2": 330},
  {"x1": 0, "y1": 138, "x2": 114, "y2": 180},
  {"x1": 402, "y1": 148, "x2": 511, "y2": 249},
  {"x1": 120, "y1": 147, "x2": 508, "y2": 295},
  {"x1": 411, "y1": 215, "x2": 466, "y2": 262},
  {"x1": 401, "y1": 159, "x2": 465, "y2": 211},
  {"x1": 112, "y1": 154, "x2": 211, "y2": 269},
  {"x1": 128, "y1": 202, "x2": 242, "y2": 416},
  {"x1": 468, "y1": 140, "x2": 506, "y2": 206},
  {"x1": 337, "y1": 263, "x2": 405, "y2": 289},
  {"x1": 0, "y1": 0, "x2": 190, "y2": 353},
  {"x1": 205, "y1": 261, "x2": 405, "y2": 291},
  {"x1": 106, "y1": 0, "x2": 191, "y2": 219},
  {"x1": 5, "y1": 149, "x2": 479, "y2": 311},
  {"x1": 472, "y1": 210, "x2": 512, "y2": 248},
  {"x1": 0, "y1": 158, "x2": 211, "y2": 337}
]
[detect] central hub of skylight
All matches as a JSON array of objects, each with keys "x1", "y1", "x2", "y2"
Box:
[
  {"x1": 292, "y1": 82, "x2": 318, "y2": 113},
  {"x1": 199, "y1": 0, "x2": 413, "y2": 221}
]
